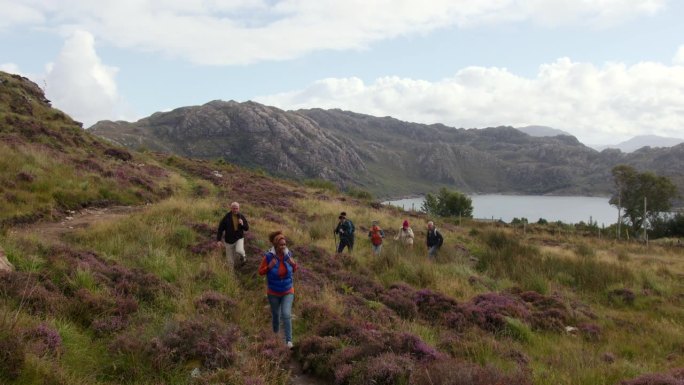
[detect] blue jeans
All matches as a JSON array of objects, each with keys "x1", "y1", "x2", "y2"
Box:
[
  {"x1": 428, "y1": 245, "x2": 439, "y2": 258},
  {"x1": 268, "y1": 293, "x2": 294, "y2": 342}
]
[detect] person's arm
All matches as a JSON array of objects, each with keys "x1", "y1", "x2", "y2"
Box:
[
  {"x1": 285, "y1": 252, "x2": 298, "y2": 272},
  {"x1": 240, "y1": 214, "x2": 249, "y2": 231},
  {"x1": 408, "y1": 228, "x2": 414, "y2": 239},
  {"x1": 258, "y1": 255, "x2": 275, "y2": 275},
  {"x1": 216, "y1": 215, "x2": 226, "y2": 242},
  {"x1": 380, "y1": 230, "x2": 385, "y2": 238}
]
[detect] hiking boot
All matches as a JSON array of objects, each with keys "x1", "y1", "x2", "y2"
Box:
[{"x1": 286, "y1": 341, "x2": 294, "y2": 349}]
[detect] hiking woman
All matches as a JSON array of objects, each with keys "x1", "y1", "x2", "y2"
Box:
[
  {"x1": 258, "y1": 231, "x2": 297, "y2": 348},
  {"x1": 394, "y1": 219, "x2": 414, "y2": 248},
  {"x1": 368, "y1": 220, "x2": 385, "y2": 256}
]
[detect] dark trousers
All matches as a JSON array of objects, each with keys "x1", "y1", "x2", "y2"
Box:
[{"x1": 337, "y1": 237, "x2": 354, "y2": 253}]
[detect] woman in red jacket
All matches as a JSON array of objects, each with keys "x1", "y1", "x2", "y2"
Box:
[{"x1": 258, "y1": 231, "x2": 297, "y2": 348}]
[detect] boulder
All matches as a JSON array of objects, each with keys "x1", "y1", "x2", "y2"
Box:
[{"x1": 0, "y1": 246, "x2": 14, "y2": 272}]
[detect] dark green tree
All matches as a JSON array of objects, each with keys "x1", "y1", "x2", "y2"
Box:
[
  {"x1": 421, "y1": 188, "x2": 473, "y2": 218},
  {"x1": 609, "y1": 165, "x2": 678, "y2": 233}
]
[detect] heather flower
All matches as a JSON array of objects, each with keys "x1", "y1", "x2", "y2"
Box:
[
  {"x1": 189, "y1": 240, "x2": 217, "y2": 255},
  {"x1": 577, "y1": 322, "x2": 601, "y2": 341},
  {"x1": 360, "y1": 353, "x2": 414, "y2": 385},
  {"x1": 463, "y1": 293, "x2": 530, "y2": 332},
  {"x1": 609, "y1": 288, "x2": 636, "y2": 305},
  {"x1": 194, "y1": 291, "x2": 237, "y2": 314},
  {"x1": 380, "y1": 283, "x2": 419, "y2": 320},
  {"x1": 0, "y1": 332, "x2": 25, "y2": 380},
  {"x1": 91, "y1": 316, "x2": 129, "y2": 336},
  {"x1": 334, "y1": 364, "x2": 354, "y2": 385},
  {"x1": 618, "y1": 368, "x2": 684, "y2": 385},
  {"x1": 409, "y1": 358, "x2": 533, "y2": 385},
  {"x1": 415, "y1": 289, "x2": 460, "y2": 321},
  {"x1": 152, "y1": 317, "x2": 240, "y2": 370},
  {"x1": 25, "y1": 323, "x2": 62, "y2": 356},
  {"x1": 383, "y1": 331, "x2": 441, "y2": 362}
]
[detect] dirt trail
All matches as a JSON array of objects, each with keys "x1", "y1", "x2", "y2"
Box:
[{"x1": 11, "y1": 205, "x2": 143, "y2": 244}]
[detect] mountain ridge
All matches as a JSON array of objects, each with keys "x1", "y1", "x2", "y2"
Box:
[{"x1": 90, "y1": 100, "x2": 684, "y2": 200}]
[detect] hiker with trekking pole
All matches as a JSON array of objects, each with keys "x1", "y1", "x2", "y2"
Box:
[{"x1": 334, "y1": 211, "x2": 355, "y2": 254}]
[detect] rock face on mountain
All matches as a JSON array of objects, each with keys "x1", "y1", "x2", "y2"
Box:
[
  {"x1": 91, "y1": 101, "x2": 684, "y2": 198},
  {"x1": 91, "y1": 101, "x2": 365, "y2": 184}
]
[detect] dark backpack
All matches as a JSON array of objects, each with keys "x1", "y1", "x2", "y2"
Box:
[{"x1": 348, "y1": 220, "x2": 355, "y2": 235}]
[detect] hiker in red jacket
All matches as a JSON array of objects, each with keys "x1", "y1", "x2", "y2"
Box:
[{"x1": 368, "y1": 220, "x2": 385, "y2": 256}]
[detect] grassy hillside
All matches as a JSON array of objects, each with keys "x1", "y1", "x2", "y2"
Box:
[{"x1": 1, "y1": 72, "x2": 683, "y2": 385}]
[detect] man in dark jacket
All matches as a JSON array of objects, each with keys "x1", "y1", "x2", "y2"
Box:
[
  {"x1": 216, "y1": 201, "x2": 249, "y2": 267},
  {"x1": 426, "y1": 221, "x2": 443, "y2": 258},
  {"x1": 334, "y1": 212, "x2": 355, "y2": 253}
]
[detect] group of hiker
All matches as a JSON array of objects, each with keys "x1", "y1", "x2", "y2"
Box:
[
  {"x1": 334, "y1": 212, "x2": 443, "y2": 258},
  {"x1": 215, "y1": 201, "x2": 444, "y2": 349}
]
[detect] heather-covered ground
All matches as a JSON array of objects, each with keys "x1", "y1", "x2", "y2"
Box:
[{"x1": 1, "y1": 71, "x2": 683, "y2": 385}]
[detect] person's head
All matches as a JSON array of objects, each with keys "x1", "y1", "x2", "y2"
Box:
[
  {"x1": 338, "y1": 215, "x2": 345, "y2": 222},
  {"x1": 427, "y1": 221, "x2": 435, "y2": 230},
  {"x1": 371, "y1": 220, "x2": 379, "y2": 227},
  {"x1": 402, "y1": 220, "x2": 409, "y2": 229},
  {"x1": 230, "y1": 202, "x2": 240, "y2": 213},
  {"x1": 340, "y1": 212, "x2": 347, "y2": 217},
  {"x1": 269, "y1": 230, "x2": 287, "y2": 250}
]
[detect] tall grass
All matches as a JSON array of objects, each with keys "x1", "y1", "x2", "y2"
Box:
[{"x1": 475, "y1": 229, "x2": 634, "y2": 293}]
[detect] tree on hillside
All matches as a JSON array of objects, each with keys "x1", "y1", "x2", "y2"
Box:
[
  {"x1": 609, "y1": 165, "x2": 678, "y2": 234},
  {"x1": 421, "y1": 188, "x2": 473, "y2": 218}
]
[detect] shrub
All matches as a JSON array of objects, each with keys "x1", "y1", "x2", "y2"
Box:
[
  {"x1": 150, "y1": 316, "x2": 240, "y2": 370},
  {"x1": 462, "y1": 293, "x2": 530, "y2": 333},
  {"x1": 617, "y1": 368, "x2": 684, "y2": 385},
  {"x1": 194, "y1": 290, "x2": 237, "y2": 314},
  {"x1": 24, "y1": 323, "x2": 62, "y2": 356},
  {"x1": 410, "y1": 358, "x2": 533, "y2": 385},
  {"x1": 380, "y1": 283, "x2": 418, "y2": 320},
  {"x1": 0, "y1": 332, "x2": 24, "y2": 380},
  {"x1": 355, "y1": 353, "x2": 413, "y2": 385}
]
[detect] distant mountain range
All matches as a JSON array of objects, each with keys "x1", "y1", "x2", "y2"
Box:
[
  {"x1": 592, "y1": 135, "x2": 684, "y2": 153},
  {"x1": 90, "y1": 101, "x2": 684, "y2": 199},
  {"x1": 515, "y1": 125, "x2": 573, "y2": 137}
]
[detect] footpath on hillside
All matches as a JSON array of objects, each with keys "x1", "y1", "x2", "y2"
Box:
[{"x1": 9, "y1": 206, "x2": 143, "y2": 245}]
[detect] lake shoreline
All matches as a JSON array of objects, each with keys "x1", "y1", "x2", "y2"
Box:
[{"x1": 384, "y1": 195, "x2": 619, "y2": 225}]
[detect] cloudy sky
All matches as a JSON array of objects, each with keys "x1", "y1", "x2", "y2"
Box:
[{"x1": 1, "y1": 0, "x2": 683, "y2": 145}]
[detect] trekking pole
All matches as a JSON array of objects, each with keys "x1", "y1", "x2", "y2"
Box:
[{"x1": 333, "y1": 230, "x2": 337, "y2": 253}]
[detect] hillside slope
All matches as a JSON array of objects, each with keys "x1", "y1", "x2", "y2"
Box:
[{"x1": 1, "y1": 71, "x2": 683, "y2": 385}]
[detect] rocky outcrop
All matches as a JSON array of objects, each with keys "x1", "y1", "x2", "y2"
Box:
[
  {"x1": 91, "y1": 101, "x2": 365, "y2": 184},
  {"x1": 0, "y1": 246, "x2": 14, "y2": 272}
]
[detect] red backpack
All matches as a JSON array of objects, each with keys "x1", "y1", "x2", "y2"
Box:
[{"x1": 370, "y1": 226, "x2": 383, "y2": 246}]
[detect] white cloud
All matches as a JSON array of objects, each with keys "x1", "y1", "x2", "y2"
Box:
[
  {"x1": 256, "y1": 56, "x2": 684, "y2": 145},
  {"x1": 674, "y1": 45, "x2": 684, "y2": 65},
  {"x1": 2, "y1": 0, "x2": 668, "y2": 65},
  {"x1": 0, "y1": 0, "x2": 46, "y2": 30},
  {"x1": 0, "y1": 62, "x2": 21, "y2": 74},
  {"x1": 43, "y1": 30, "x2": 133, "y2": 126}
]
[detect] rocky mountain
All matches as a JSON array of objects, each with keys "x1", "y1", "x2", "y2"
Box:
[
  {"x1": 515, "y1": 125, "x2": 572, "y2": 137},
  {"x1": 90, "y1": 101, "x2": 684, "y2": 199},
  {"x1": 91, "y1": 100, "x2": 365, "y2": 185}
]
